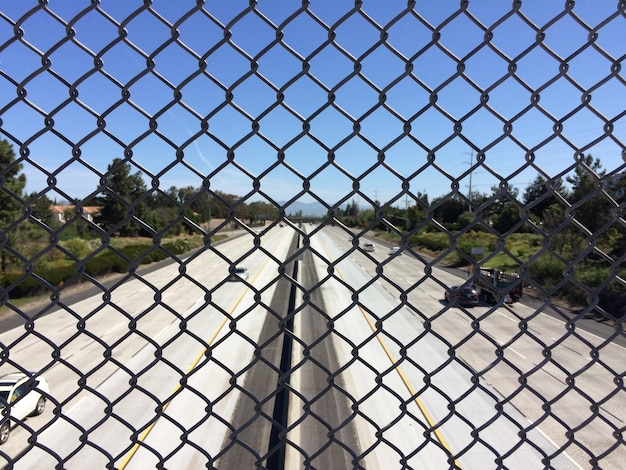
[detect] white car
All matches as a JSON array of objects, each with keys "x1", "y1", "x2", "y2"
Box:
[
  {"x1": 228, "y1": 266, "x2": 249, "y2": 281},
  {"x1": 0, "y1": 372, "x2": 50, "y2": 444},
  {"x1": 363, "y1": 243, "x2": 376, "y2": 252},
  {"x1": 389, "y1": 247, "x2": 402, "y2": 255}
]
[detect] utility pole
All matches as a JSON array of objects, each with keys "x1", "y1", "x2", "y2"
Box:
[
  {"x1": 469, "y1": 150, "x2": 473, "y2": 211},
  {"x1": 464, "y1": 151, "x2": 474, "y2": 211},
  {"x1": 405, "y1": 192, "x2": 409, "y2": 231}
]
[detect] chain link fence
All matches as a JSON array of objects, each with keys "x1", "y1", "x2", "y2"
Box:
[{"x1": 1, "y1": 1, "x2": 625, "y2": 469}]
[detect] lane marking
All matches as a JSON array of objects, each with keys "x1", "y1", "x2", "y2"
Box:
[
  {"x1": 118, "y1": 230, "x2": 293, "y2": 469},
  {"x1": 317, "y1": 240, "x2": 461, "y2": 468},
  {"x1": 500, "y1": 300, "x2": 626, "y2": 352},
  {"x1": 508, "y1": 347, "x2": 527, "y2": 360}
]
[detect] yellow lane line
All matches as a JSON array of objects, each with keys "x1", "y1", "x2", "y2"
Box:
[
  {"x1": 118, "y1": 230, "x2": 292, "y2": 469},
  {"x1": 318, "y1": 241, "x2": 461, "y2": 468}
]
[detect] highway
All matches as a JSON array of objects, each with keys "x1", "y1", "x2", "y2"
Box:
[
  {"x1": 0, "y1": 224, "x2": 622, "y2": 468},
  {"x1": 287, "y1": 225, "x2": 580, "y2": 469},
  {"x1": 1, "y1": 226, "x2": 295, "y2": 468}
]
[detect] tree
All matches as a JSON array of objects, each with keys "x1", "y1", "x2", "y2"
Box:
[
  {"x1": 344, "y1": 199, "x2": 359, "y2": 217},
  {"x1": 28, "y1": 192, "x2": 54, "y2": 226},
  {"x1": 566, "y1": 155, "x2": 610, "y2": 233},
  {"x1": 163, "y1": 185, "x2": 205, "y2": 234},
  {"x1": 407, "y1": 205, "x2": 424, "y2": 230},
  {"x1": 483, "y1": 185, "x2": 522, "y2": 233},
  {"x1": 523, "y1": 175, "x2": 566, "y2": 220},
  {"x1": 431, "y1": 195, "x2": 467, "y2": 226},
  {"x1": 607, "y1": 169, "x2": 626, "y2": 205},
  {"x1": 468, "y1": 190, "x2": 489, "y2": 210},
  {"x1": 176, "y1": 185, "x2": 196, "y2": 207},
  {"x1": 96, "y1": 158, "x2": 150, "y2": 237},
  {"x1": 246, "y1": 201, "x2": 278, "y2": 225},
  {"x1": 0, "y1": 140, "x2": 26, "y2": 272},
  {"x1": 542, "y1": 203, "x2": 582, "y2": 256},
  {"x1": 210, "y1": 190, "x2": 241, "y2": 219},
  {"x1": 413, "y1": 190, "x2": 429, "y2": 206},
  {"x1": 487, "y1": 184, "x2": 519, "y2": 215},
  {"x1": 492, "y1": 203, "x2": 522, "y2": 234},
  {"x1": 358, "y1": 208, "x2": 376, "y2": 227}
]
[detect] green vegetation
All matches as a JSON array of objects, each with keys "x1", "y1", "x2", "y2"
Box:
[
  {"x1": 1, "y1": 139, "x2": 624, "y2": 317},
  {"x1": 373, "y1": 226, "x2": 625, "y2": 316},
  {"x1": 91, "y1": 158, "x2": 278, "y2": 237},
  {"x1": 390, "y1": 230, "x2": 542, "y2": 270},
  {"x1": 0, "y1": 140, "x2": 26, "y2": 273},
  {"x1": 0, "y1": 234, "x2": 213, "y2": 299},
  {"x1": 0, "y1": 141, "x2": 264, "y2": 303},
  {"x1": 340, "y1": 157, "x2": 625, "y2": 317}
]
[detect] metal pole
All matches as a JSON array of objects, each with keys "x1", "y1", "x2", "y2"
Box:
[
  {"x1": 463, "y1": 151, "x2": 474, "y2": 211},
  {"x1": 469, "y1": 150, "x2": 473, "y2": 211}
]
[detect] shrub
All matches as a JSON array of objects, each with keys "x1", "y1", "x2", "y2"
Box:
[
  {"x1": 411, "y1": 232, "x2": 450, "y2": 251},
  {"x1": 1, "y1": 272, "x2": 41, "y2": 298},
  {"x1": 576, "y1": 266, "x2": 609, "y2": 289},
  {"x1": 85, "y1": 250, "x2": 129, "y2": 275},
  {"x1": 458, "y1": 234, "x2": 493, "y2": 258},
  {"x1": 162, "y1": 238, "x2": 190, "y2": 253},
  {"x1": 0, "y1": 261, "x2": 78, "y2": 298},
  {"x1": 3, "y1": 234, "x2": 222, "y2": 299},
  {"x1": 45, "y1": 245, "x2": 67, "y2": 263},
  {"x1": 599, "y1": 289, "x2": 626, "y2": 318},
  {"x1": 61, "y1": 238, "x2": 91, "y2": 259},
  {"x1": 528, "y1": 254, "x2": 565, "y2": 288},
  {"x1": 37, "y1": 261, "x2": 79, "y2": 287}
]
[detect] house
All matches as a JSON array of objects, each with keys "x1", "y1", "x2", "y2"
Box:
[{"x1": 49, "y1": 205, "x2": 101, "y2": 223}]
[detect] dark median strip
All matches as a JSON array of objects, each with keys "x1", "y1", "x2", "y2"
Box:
[
  {"x1": 266, "y1": 233, "x2": 299, "y2": 470},
  {"x1": 218, "y1": 232, "x2": 363, "y2": 469},
  {"x1": 216, "y1": 234, "x2": 298, "y2": 470}
]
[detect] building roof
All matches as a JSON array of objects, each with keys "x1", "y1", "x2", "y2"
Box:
[{"x1": 49, "y1": 204, "x2": 100, "y2": 214}]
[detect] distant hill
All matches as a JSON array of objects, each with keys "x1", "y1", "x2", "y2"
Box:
[{"x1": 278, "y1": 200, "x2": 342, "y2": 217}]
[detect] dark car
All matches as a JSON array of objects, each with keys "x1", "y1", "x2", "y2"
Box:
[{"x1": 445, "y1": 286, "x2": 479, "y2": 307}]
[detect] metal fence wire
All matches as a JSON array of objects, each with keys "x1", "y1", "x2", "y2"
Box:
[{"x1": 0, "y1": 1, "x2": 625, "y2": 469}]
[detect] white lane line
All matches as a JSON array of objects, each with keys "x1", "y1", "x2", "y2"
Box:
[{"x1": 508, "y1": 347, "x2": 527, "y2": 360}]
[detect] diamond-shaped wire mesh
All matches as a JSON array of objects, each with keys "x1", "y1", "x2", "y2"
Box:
[{"x1": 0, "y1": 1, "x2": 625, "y2": 469}]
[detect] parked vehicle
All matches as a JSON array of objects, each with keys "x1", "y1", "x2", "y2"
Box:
[
  {"x1": 473, "y1": 268, "x2": 523, "y2": 304},
  {"x1": 0, "y1": 373, "x2": 49, "y2": 444},
  {"x1": 445, "y1": 286, "x2": 479, "y2": 307}
]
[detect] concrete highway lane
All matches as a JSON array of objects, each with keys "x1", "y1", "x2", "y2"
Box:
[
  {"x1": 301, "y1": 224, "x2": 622, "y2": 469},
  {"x1": 285, "y1": 245, "x2": 363, "y2": 470},
  {"x1": 0, "y1": 226, "x2": 297, "y2": 468},
  {"x1": 287, "y1": 225, "x2": 584, "y2": 469},
  {"x1": 0, "y1": 223, "x2": 622, "y2": 468}
]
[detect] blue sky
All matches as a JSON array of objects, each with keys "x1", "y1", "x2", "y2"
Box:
[{"x1": 1, "y1": 1, "x2": 625, "y2": 210}]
